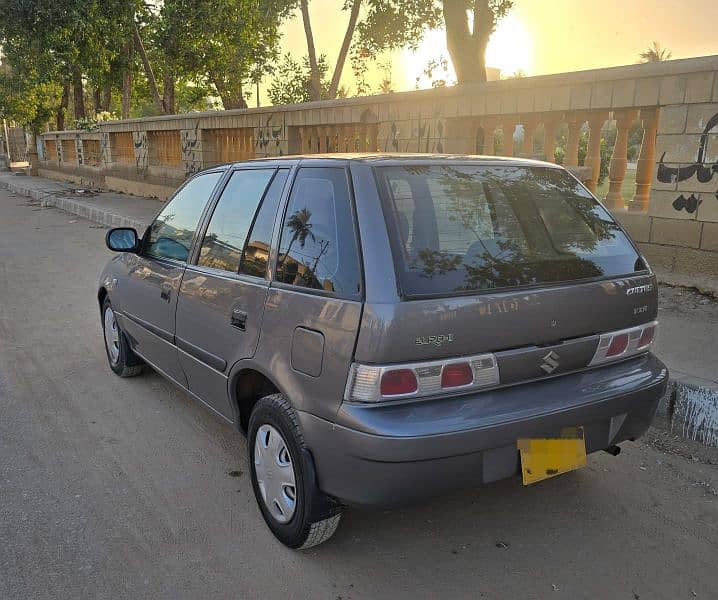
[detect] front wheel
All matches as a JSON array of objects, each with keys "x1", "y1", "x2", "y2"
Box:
[
  {"x1": 248, "y1": 394, "x2": 342, "y2": 549},
  {"x1": 102, "y1": 298, "x2": 144, "y2": 377}
]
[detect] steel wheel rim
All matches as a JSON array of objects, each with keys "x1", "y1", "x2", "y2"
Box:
[
  {"x1": 104, "y1": 307, "x2": 120, "y2": 365},
  {"x1": 254, "y1": 424, "x2": 297, "y2": 524}
]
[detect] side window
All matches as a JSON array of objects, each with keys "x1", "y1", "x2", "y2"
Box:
[
  {"x1": 275, "y1": 167, "x2": 361, "y2": 298},
  {"x1": 146, "y1": 171, "x2": 223, "y2": 262},
  {"x1": 239, "y1": 169, "x2": 289, "y2": 278},
  {"x1": 197, "y1": 169, "x2": 275, "y2": 273}
]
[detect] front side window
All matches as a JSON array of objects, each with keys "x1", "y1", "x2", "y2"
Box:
[
  {"x1": 375, "y1": 164, "x2": 643, "y2": 297},
  {"x1": 198, "y1": 169, "x2": 275, "y2": 273},
  {"x1": 146, "y1": 171, "x2": 223, "y2": 262},
  {"x1": 275, "y1": 167, "x2": 361, "y2": 298}
]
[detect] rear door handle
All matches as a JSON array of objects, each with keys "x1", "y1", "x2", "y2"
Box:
[
  {"x1": 231, "y1": 308, "x2": 248, "y2": 331},
  {"x1": 160, "y1": 282, "x2": 172, "y2": 302}
]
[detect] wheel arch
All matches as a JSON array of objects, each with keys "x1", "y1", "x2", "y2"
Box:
[{"x1": 227, "y1": 361, "x2": 284, "y2": 433}]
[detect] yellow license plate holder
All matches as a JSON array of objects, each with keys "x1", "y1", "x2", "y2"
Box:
[{"x1": 518, "y1": 427, "x2": 587, "y2": 485}]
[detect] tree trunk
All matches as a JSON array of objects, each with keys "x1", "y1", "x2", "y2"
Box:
[
  {"x1": 300, "y1": 0, "x2": 321, "y2": 101},
  {"x1": 57, "y1": 83, "x2": 69, "y2": 130},
  {"x1": 213, "y1": 76, "x2": 248, "y2": 110},
  {"x1": 327, "y1": 0, "x2": 362, "y2": 99},
  {"x1": 93, "y1": 88, "x2": 102, "y2": 113},
  {"x1": 101, "y1": 85, "x2": 112, "y2": 112},
  {"x1": 72, "y1": 66, "x2": 86, "y2": 120},
  {"x1": 442, "y1": 0, "x2": 493, "y2": 84},
  {"x1": 162, "y1": 71, "x2": 175, "y2": 114},
  {"x1": 121, "y1": 39, "x2": 134, "y2": 119},
  {"x1": 133, "y1": 22, "x2": 167, "y2": 114}
]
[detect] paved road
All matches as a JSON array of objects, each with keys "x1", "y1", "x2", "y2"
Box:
[{"x1": 1, "y1": 188, "x2": 717, "y2": 600}]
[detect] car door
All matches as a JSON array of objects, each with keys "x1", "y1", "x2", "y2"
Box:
[
  {"x1": 118, "y1": 170, "x2": 225, "y2": 386},
  {"x1": 175, "y1": 167, "x2": 290, "y2": 419},
  {"x1": 255, "y1": 165, "x2": 364, "y2": 423}
]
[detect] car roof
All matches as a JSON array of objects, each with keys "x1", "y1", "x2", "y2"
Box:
[{"x1": 211, "y1": 153, "x2": 563, "y2": 170}]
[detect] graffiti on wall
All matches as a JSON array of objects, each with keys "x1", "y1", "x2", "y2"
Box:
[
  {"x1": 656, "y1": 111, "x2": 718, "y2": 213},
  {"x1": 256, "y1": 113, "x2": 283, "y2": 156},
  {"x1": 100, "y1": 132, "x2": 111, "y2": 165},
  {"x1": 180, "y1": 125, "x2": 202, "y2": 175},
  {"x1": 76, "y1": 136, "x2": 84, "y2": 166},
  {"x1": 132, "y1": 131, "x2": 148, "y2": 173},
  {"x1": 380, "y1": 108, "x2": 446, "y2": 154}
]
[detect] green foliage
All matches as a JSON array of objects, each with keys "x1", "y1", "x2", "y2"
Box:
[
  {"x1": 0, "y1": 72, "x2": 63, "y2": 133},
  {"x1": 267, "y1": 54, "x2": 331, "y2": 105}
]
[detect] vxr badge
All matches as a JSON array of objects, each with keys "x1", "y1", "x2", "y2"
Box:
[{"x1": 540, "y1": 350, "x2": 560, "y2": 374}]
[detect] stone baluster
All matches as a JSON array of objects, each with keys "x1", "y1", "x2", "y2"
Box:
[
  {"x1": 630, "y1": 107, "x2": 659, "y2": 212},
  {"x1": 368, "y1": 123, "x2": 379, "y2": 152},
  {"x1": 479, "y1": 117, "x2": 498, "y2": 155},
  {"x1": 542, "y1": 114, "x2": 562, "y2": 163},
  {"x1": 584, "y1": 111, "x2": 608, "y2": 193},
  {"x1": 564, "y1": 113, "x2": 584, "y2": 167},
  {"x1": 521, "y1": 115, "x2": 540, "y2": 156},
  {"x1": 604, "y1": 109, "x2": 638, "y2": 210},
  {"x1": 501, "y1": 118, "x2": 518, "y2": 157}
]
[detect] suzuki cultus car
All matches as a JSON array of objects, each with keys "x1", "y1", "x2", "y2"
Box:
[{"x1": 99, "y1": 155, "x2": 667, "y2": 548}]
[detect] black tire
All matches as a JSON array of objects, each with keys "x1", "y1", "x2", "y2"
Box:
[
  {"x1": 248, "y1": 393, "x2": 342, "y2": 549},
  {"x1": 101, "y1": 297, "x2": 144, "y2": 377}
]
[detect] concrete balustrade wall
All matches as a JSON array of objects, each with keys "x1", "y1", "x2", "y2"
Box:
[{"x1": 36, "y1": 56, "x2": 718, "y2": 281}]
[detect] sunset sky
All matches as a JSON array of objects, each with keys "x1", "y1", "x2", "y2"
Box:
[{"x1": 262, "y1": 0, "x2": 718, "y2": 102}]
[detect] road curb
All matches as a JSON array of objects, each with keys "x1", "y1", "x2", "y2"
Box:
[
  {"x1": 0, "y1": 177, "x2": 145, "y2": 231},
  {"x1": 3, "y1": 175, "x2": 718, "y2": 449}
]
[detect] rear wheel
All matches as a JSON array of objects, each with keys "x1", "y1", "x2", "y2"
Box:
[
  {"x1": 248, "y1": 394, "x2": 342, "y2": 549},
  {"x1": 102, "y1": 298, "x2": 144, "y2": 377}
]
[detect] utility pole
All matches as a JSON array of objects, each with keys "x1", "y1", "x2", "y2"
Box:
[{"x1": 2, "y1": 119, "x2": 12, "y2": 163}]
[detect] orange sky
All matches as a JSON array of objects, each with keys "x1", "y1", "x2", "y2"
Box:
[{"x1": 260, "y1": 0, "x2": 718, "y2": 103}]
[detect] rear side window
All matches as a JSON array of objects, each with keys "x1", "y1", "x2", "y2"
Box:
[
  {"x1": 239, "y1": 169, "x2": 289, "y2": 278},
  {"x1": 146, "y1": 171, "x2": 223, "y2": 262},
  {"x1": 275, "y1": 167, "x2": 361, "y2": 299},
  {"x1": 375, "y1": 164, "x2": 643, "y2": 297},
  {"x1": 198, "y1": 169, "x2": 274, "y2": 273}
]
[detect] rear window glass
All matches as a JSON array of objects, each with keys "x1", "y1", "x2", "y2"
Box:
[{"x1": 375, "y1": 164, "x2": 643, "y2": 297}]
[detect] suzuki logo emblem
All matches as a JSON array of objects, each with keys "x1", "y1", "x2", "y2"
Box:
[{"x1": 540, "y1": 350, "x2": 560, "y2": 374}]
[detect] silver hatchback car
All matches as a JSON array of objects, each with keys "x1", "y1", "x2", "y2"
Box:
[{"x1": 99, "y1": 154, "x2": 668, "y2": 548}]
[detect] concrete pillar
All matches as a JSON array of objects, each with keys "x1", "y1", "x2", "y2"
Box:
[
  {"x1": 444, "y1": 117, "x2": 479, "y2": 154},
  {"x1": 500, "y1": 118, "x2": 518, "y2": 157},
  {"x1": 542, "y1": 114, "x2": 562, "y2": 163},
  {"x1": 584, "y1": 111, "x2": 609, "y2": 193},
  {"x1": 630, "y1": 107, "x2": 659, "y2": 213},
  {"x1": 521, "y1": 115, "x2": 540, "y2": 156},
  {"x1": 604, "y1": 109, "x2": 638, "y2": 210},
  {"x1": 564, "y1": 113, "x2": 584, "y2": 167},
  {"x1": 480, "y1": 117, "x2": 498, "y2": 155}
]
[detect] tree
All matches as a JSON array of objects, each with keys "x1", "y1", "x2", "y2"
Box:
[
  {"x1": 297, "y1": 0, "x2": 442, "y2": 101},
  {"x1": 441, "y1": 0, "x2": 513, "y2": 84},
  {"x1": 267, "y1": 54, "x2": 331, "y2": 105},
  {"x1": 639, "y1": 41, "x2": 672, "y2": 63},
  {"x1": 354, "y1": 0, "x2": 513, "y2": 87}
]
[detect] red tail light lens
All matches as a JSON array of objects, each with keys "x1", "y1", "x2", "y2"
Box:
[
  {"x1": 380, "y1": 369, "x2": 418, "y2": 396},
  {"x1": 441, "y1": 362, "x2": 473, "y2": 388},
  {"x1": 606, "y1": 333, "x2": 629, "y2": 356},
  {"x1": 638, "y1": 326, "x2": 654, "y2": 348}
]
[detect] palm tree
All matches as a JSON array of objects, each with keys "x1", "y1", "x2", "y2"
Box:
[
  {"x1": 639, "y1": 42, "x2": 672, "y2": 63},
  {"x1": 278, "y1": 208, "x2": 315, "y2": 270}
]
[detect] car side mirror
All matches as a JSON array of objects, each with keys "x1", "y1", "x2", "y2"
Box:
[{"x1": 106, "y1": 227, "x2": 140, "y2": 253}]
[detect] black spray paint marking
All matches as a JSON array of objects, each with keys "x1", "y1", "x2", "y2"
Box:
[{"x1": 656, "y1": 111, "x2": 718, "y2": 212}]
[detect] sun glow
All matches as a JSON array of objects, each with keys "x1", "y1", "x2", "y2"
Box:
[
  {"x1": 485, "y1": 14, "x2": 533, "y2": 77},
  {"x1": 400, "y1": 13, "x2": 533, "y2": 88}
]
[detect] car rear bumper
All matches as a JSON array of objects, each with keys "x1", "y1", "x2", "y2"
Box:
[{"x1": 298, "y1": 354, "x2": 668, "y2": 507}]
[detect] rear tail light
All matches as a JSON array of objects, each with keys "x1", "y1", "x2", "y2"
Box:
[
  {"x1": 380, "y1": 369, "x2": 418, "y2": 396},
  {"x1": 590, "y1": 321, "x2": 657, "y2": 366},
  {"x1": 441, "y1": 362, "x2": 473, "y2": 388},
  {"x1": 345, "y1": 353, "x2": 500, "y2": 403}
]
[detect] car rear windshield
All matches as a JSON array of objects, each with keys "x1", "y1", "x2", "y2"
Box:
[{"x1": 374, "y1": 164, "x2": 644, "y2": 297}]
